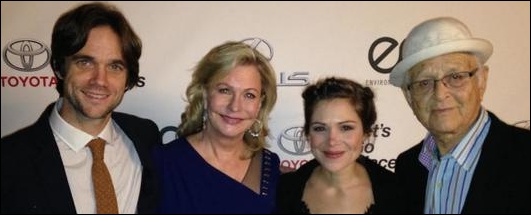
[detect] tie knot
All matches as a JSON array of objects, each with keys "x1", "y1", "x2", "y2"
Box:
[{"x1": 88, "y1": 138, "x2": 106, "y2": 160}]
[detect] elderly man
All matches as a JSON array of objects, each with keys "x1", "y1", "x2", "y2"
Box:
[{"x1": 390, "y1": 17, "x2": 529, "y2": 214}]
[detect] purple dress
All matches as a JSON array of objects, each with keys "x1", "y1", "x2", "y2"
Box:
[{"x1": 153, "y1": 137, "x2": 280, "y2": 214}]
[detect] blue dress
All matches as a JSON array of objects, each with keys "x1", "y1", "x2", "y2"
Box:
[{"x1": 153, "y1": 137, "x2": 280, "y2": 214}]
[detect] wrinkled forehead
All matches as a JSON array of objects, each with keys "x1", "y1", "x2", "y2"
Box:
[{"x1": 408, "y1": 52, "x2": 478, "y2": 78}]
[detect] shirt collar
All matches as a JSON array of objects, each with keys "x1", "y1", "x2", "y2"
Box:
[
  {"x1": 419, "y1": 107, "x2": 490, "y2": 171},
  {"x1": 49, "y1": 98, "x2": 115, "y2": 152}
]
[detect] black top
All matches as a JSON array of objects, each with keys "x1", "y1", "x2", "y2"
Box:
[{"x1": 276, "y1": 156, "x2": 396, "y2": 214}]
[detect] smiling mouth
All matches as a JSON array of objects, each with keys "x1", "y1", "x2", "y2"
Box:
[
  {"x1": 432, "y1": 105, "x2": 454, "y2": 112},
  {"x1": 323, "y1": 151, "x2": 344, "y2": 159},
  {"x1": 84, "y1": 91, "x2": 109, "y2": 100},
  {"x1": 221, "y1": 115, "x2": 243, "y2": 124}
]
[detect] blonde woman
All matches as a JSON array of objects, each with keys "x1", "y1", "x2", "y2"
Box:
[{"x1": 154, "y1": 41, "x2": 279, "y2": 213}]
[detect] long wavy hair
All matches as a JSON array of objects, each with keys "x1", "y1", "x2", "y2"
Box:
[{"x1": 177, "y1": 41, "x2": 277, "y2": 154}]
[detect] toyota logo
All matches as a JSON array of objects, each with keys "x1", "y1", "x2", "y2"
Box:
[
  {"x1": 3, "y1": 39, "x2": 51, "y2": 72},
  {"x1": 277, "y1": 126, "x2": 311, "y2": 156},
  {"x1": 241, "y1": 37, "x2": 274, "y2": 61}
]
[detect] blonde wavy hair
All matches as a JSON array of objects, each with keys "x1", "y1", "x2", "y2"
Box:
[{"x1": 177, "y1": 41, "x2": 277, "y2": 154}]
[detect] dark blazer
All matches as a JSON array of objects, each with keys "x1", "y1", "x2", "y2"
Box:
[
  {"x1": 1, "y1": 103, "x2": 161, "y2": 214},
  {"x1": 395, "y1": 112, "x2": 530, "y2": 214}
]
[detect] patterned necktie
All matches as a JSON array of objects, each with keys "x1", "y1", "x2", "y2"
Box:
[{"x1": 88, "y1": 138, "x2": 119, "y2": 214}]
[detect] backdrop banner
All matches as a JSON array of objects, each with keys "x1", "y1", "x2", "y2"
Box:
[{"x1": 2, "y1": 2, "x2": 529, "y2": 171}]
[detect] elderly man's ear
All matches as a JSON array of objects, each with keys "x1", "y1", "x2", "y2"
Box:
[{"x1": 478, "y1": 65, "x2": 489, "y2": 101}]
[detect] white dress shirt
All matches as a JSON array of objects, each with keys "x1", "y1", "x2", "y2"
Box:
[{"x1": 49, "y1": 99, "x2": 142, "y2": 214}]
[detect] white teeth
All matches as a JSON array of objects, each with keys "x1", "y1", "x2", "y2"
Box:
[{"x1": 86, "y1": 92, "x2": 106, "y2": 99}]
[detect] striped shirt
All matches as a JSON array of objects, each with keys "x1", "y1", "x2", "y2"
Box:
[{"x1": 419, "y1": 108, "x2": 491, "y2": 214}]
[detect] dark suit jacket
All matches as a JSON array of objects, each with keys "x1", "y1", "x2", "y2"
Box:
[
  {"x1": 395, "y1": 112, "x2": 530, "y2": 214},
  {"x1": 1, "y1": 103, "x2": 161, "y2": 214}
]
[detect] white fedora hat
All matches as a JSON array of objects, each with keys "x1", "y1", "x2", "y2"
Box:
[{"x1": 390, "y1": 17, "x2": 493, "y2": 87}]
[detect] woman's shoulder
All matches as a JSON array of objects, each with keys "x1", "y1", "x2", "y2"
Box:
[
  {"x1": 359, "y1": 156, "x2": 394, "y2": 177},
  {"x1": 358, "y1": 156, "x2": 397, "y2": 214},
  {"x1": 262, "y1": 148, "x2": 280, "y2": 163},
  {"x1": 261, "y1": 148, "x2": 281, "y2": 180},
  {"x1": 165, "y1": 136, "x2": 190, "y2": 146},
  {"x1": 154, "y1": 136, "x2": 193, "y2": 157},
  {"x1": 280, "y1": 159, "x2": 318, "y2": 182}
]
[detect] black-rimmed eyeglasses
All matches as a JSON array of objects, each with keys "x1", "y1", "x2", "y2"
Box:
[{"x1": 407, "y1": 68, "x2": 479, "y2": 96}]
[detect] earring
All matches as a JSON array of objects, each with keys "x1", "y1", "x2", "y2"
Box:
[
  {"x1": 248, "y1": 120, "x2": 263, "y2": 138},
  {"x1": 202, "y1": 96, "x2": 208, "y2": 130},
  {"x1": 203, "y1": 109, "x2": 207, "y2": 130}
]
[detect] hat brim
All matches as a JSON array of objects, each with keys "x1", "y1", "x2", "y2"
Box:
[{"x1": 390, "y1": 38, "x2": 492, "y2": 87}]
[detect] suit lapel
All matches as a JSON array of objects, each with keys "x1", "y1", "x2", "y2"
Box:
[
  {"x1": 461, "y1": 113, "x2": 504, "y2": 213},
  {"x1": 112, "y1": 113, "x2": 147, "y2": 165},
  {"x1": 112, "y1": 113, "x2": 160, "y2": 213},
  {"x1": 31, "y1": 103, "x2": 77, "y2": 213}
]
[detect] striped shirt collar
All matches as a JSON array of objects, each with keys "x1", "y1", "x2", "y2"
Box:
[{"x1": 419, "y1": 107, "x2": 490, "y2": 171}]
